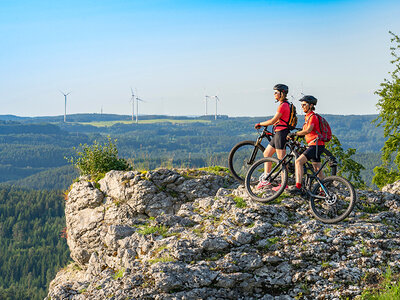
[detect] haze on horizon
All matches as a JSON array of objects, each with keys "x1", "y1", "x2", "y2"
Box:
[{"x1": 0, "y1": 0, "x2": 399, "y2": 118}]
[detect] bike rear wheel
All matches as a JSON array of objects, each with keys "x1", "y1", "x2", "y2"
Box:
[
  {"x1": 309, "y1": 176, "x2": 356, "y2": 224},
  {"x1": 245, "y1": 157, "x2": 288, "y2": 203},
  {"x1": 228, "y1": 140, "x2": 265, "y2": 184}
]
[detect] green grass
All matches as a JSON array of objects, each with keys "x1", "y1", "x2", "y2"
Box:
[
  {"x1": 113, "y1": 268, "x2": 125, "y2": 280},
  {"x1": 199, "y1": 166, "x2": 230, "y2": 176},
  {"x1": 233, "y1": 196, "x2": 247, "y2": 208},
  {"x1": 361, "y1": 267, "x2": 400, "y2": 299},
  {"x1": 148, "y1": 255, "x2": 176, "y2": 264},
  {"x1": 263, "y1": 237, "x2": 280, "y2": 250},
  {"x1": 268, "y1": 192, "x2": 291, "y2": 205},
  {"x1": 137, "y1": 224, "x2": 169, "y2": 237},
  {"x1": 360, "y1": 203, "x2": 388, "y2": 214},
  {"x1": 321, "y1": 260, "x2": 330, "y2": 269}
]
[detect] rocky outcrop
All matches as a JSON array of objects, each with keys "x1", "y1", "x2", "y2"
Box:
[{"x1": 46, "y1": 170, "x2": 400, "y2": 300}]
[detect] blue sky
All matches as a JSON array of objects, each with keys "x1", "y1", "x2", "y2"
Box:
[{"x1": 0, "y1": 0, "x2": 399, "y2": 117}]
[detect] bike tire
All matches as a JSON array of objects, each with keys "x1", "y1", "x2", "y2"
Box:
[
  {"x1": 245, "y1": 157, "x2": 288, "y2": 203},
  {"x1": 309, "y1": 176, "x2": 356, "y2": 224},
  {"x1": 228, "y1": 140, "x2": 265, "y2": 184}
]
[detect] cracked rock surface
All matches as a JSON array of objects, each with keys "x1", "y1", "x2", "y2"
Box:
[{"x1": 46, "y1": 169, "x2": 400, "y2": 300}]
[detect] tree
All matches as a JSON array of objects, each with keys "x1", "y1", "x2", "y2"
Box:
[
  {"x1": 373, "y1": 31, "x2": 400, "y2": 189},
  {"x1": 325, "y1": 135, "x2": 365, "y2": 188}
]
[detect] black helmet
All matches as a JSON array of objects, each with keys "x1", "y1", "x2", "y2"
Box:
[
  {"x1": 273, "y1": 84, "x2": 289, "y2": 94},
  {"x1": 299, "y1": 95, "x2": 317, "y2": 105}
]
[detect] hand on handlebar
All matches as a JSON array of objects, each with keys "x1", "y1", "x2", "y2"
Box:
[
  {"x1": 254, "y1": 123, "x2": 262, "y2": 130},
  {"x1": 287, "y1": 132, "x2": 297, "y2": 140}
]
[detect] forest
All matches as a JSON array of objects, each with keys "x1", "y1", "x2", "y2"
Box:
[
  {"x1": 0, "y1": 187, "x2": 69, "y2": 300},
  {"x1": 0, "y1": 113, "x2": 386, "y2": 297},
  {"x1": 0, "y1": 114, "x2": 384, "y2": 190}
]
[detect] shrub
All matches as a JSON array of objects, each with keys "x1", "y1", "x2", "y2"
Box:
[{"x1": 67, "y1": 136, "x2": 131, "y2": 177}]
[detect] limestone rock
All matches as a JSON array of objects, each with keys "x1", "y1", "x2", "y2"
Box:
[{"x1": 47, "y1": 168, "x2": 400, "y2": 300}]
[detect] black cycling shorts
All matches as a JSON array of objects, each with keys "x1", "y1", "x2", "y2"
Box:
[
  {"x1": 269, "y1": 129, "x2": 289, "y2": 150},
  {"x1": 303, "y1": 145, "x2": 325, "y2": 162}
]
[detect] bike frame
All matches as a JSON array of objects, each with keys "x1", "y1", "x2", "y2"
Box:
[
  {"x1": 247, "y1": 128, "x2": 273, "y2": 166},
  {"x1": 264, "y1": 138, "x2": 332, "y2": 200},
  {"x1": 303, "y1": 159, "x2": 331, "y2": 200}
]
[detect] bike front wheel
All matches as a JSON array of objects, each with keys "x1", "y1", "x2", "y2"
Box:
[
  {"x1": 228, "y1": 140, "x2": 265, "y2": 184},
  {"x1": 245, "y1": 157, "x2": 288, "y2": 203},
  {"x1": 309, "y1": 176, "x2": 356, "y2": 224}
]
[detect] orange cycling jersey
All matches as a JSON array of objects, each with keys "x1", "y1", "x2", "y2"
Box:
[{"x1": 303, "y1": 112, "x2": 325, "y2": 146}]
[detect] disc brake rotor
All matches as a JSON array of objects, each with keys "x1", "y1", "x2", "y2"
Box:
[{"x1": 325, "y1": 194, "x2": 337, "y2": 205}]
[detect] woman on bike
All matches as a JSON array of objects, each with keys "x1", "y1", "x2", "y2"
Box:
[
  {"x1": 288, "y1": 95, "x2": 325, "y2": 195},
  {"x1": 254, "y1": 84, "x2": 291, "y2": 190}
]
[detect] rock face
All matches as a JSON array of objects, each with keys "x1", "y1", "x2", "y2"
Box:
[{"x1": 46, "y1": 170, "x2": 400, "y2": 300}]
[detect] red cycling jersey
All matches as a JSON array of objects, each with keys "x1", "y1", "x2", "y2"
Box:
[
  {"x1": 274, "y1": 101, "x2": 290, "y2": 132},
  {"x1": 304, "y1": 112, "x2": 325, "y2": 146}
]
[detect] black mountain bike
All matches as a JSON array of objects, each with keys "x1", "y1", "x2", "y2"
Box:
[
  {"x1": 228, "y1": 127, "x2": 274, "y2": 183},
  {"x1": 228, "y1": 126, "x2": 336, "y2": 184},
  {"x1": 244, "y1": 138, "x2": 355, "y2": 224}
]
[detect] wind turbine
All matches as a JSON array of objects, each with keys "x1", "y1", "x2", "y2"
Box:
[
  {"x1": 135, "y1": 95, "x2": 145, "y2": 124},
  {"x1": 130, "y1": 88, "x2": 135, "y2": 121},
  {"x1": 213, "y1": 96, "x2": 220, "y2": 120},
  {"x1": 59, "y1": 90, "x2": 71, "y2": 123},
  {"x1": 204, "y1": 95, "x2": 211, "y2": 116}
]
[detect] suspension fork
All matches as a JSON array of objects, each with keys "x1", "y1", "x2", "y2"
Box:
[{"x1": 247, "y1": 137, "x2": 263, "y2": 165}]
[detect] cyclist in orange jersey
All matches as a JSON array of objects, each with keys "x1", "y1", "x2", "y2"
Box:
[{"x1": 287, "y1": 95, "x2": 325, "y2": 195}]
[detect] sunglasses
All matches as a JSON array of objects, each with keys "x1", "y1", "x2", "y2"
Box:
[
  {"x1": 301, "y1": 103, "x2": 309, "y2": 107},
  {"x1": 274, "y1": 91, "x2": 280, "y2": 95}
]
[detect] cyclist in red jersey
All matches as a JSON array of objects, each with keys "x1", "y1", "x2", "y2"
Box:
[
  {"x1": 287, "y1": 95, "x2": 325, "y2": 195},
  {"x1": 254, "y1": 84, "x2": 291, "y2": 190}
]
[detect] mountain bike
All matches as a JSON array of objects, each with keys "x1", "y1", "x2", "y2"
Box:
[
  {"x1": 228, "y1": 127, "x2": 275, "y2": 183},
  {"x1": 228, "y1": 126, "x2": 336, "y2": 184},
  {"x1": 244, "y1": 138, "x2": 355, "y2": 224}
]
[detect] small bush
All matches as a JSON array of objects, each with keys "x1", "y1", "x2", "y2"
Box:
[{"x1": 67, "y1": 136, "x2": 131, "y2": 177}]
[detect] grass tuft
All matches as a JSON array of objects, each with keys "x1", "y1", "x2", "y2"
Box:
[{"x1": 233, "y1": 196, "x2": 247, "y2": 208}]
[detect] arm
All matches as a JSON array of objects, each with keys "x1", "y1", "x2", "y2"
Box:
[
  {"x1": 259, "y1": 111, "x2": 282, "y2": 127},
  {"x1": 294, "y1": 117, "x2": 314, "y2": 137}
]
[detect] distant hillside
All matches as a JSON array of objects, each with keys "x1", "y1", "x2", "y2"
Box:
[
  {"x1": 0, "y1": 113, "x2": 226, "y2": 124},
  {"x1": 0, "y1": 114, "x2": 385, "y2": 188},
  {"x1": 0, "y1": 165, "x2": 78, "y2": 191}
]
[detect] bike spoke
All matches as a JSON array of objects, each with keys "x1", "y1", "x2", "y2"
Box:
[
  {"x1": 245, "y1": 157, "x2": 288, "y2": 203},
  {"x1": 229, "y1": 141, "x2": 265, "y2": 183},
  {"x1": 310, "y1": 176, "x2": 356, "y2": 224}
]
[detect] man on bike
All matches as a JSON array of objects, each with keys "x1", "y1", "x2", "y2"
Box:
[
  {"x1": 287, "y1": 95, "x2": 325, "y2": 195},
  {"x1": 254, "y1": 84, "x2": 291, "y2": 190}
]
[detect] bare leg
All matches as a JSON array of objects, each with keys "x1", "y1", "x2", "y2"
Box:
[
  {"x1": 263, "y1": 145, "x2": 276, "y2": 175},
  {"x1": 295, "y1": 154, "x2": 308, "y2": 185},
  {"x1": 312, "y1": 162, "x2": 324, "y2": 180}
]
